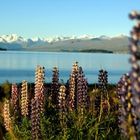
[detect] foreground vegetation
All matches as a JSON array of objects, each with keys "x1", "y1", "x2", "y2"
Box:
[{"x1": 0, "y1": 64, "x2": 120, "y2": 140}]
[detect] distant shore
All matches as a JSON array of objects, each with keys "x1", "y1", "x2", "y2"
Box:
[
  {"x1": 0, "y1": 48, "x2": 6, "y2": 51},
  {"x1": 0, "y1": 49, "x2": 124, "y2": 54}
]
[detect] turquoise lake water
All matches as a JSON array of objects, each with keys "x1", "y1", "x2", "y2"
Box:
[{"x1": 0, "y1": 51, "x2": 131, "y2": 84}]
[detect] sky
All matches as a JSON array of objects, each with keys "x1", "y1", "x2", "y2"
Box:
[{"x1": 0, "y1": 0, "x2": 139, "y2": 38}]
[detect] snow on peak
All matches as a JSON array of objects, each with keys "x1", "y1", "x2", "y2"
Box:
[
  {"x1": 111, "y1": 34, "x2": 128, "y2": 39},
  {"x1": 44, "y1": 36, "x2": 60, "y2": 43},
  {"x1": 0, "y1": 34, "x2": 26, "y2": 43},
  {"x1": 31, "y1": 37, "x2": 42, "y2": 42},
  {"x1": 44, "y1": 34, "x2": 94, "y2": 43},
  {"x1": 99, "y1": 35, "x2": 110, "y2": 40},
  {"x1": 0, "y1": 34, "x2": 128, "y2": 44},
  {"x1": 78, "y1": 34, "x2": 94, "y2": 40},
  {"x1": 45, "y1": 36, "x2": 71, "y2": 43}
]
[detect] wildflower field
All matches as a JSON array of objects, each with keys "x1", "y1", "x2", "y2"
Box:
[{"x1": 0, "y1": 11, "x2": 140, "y2": 140}]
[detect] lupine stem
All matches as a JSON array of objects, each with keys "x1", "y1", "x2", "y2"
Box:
[{"x1": 95, "y1": 94, "x2": 103, "y2": 140}]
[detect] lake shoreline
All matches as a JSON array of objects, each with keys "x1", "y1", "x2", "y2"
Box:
[{"x1": 0, "y1": 49, "x2": 128, "y2": 54}]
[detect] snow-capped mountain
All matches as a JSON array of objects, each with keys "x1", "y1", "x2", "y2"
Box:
[
  {"x1": 45, "y1": 36, "x2": 67, "y2": 43},
  {"x1": 0, "y1": 34, "x2": 95, "y2": 43},
  {"x1": 111, "y1": 34, "x2": 128, "y2": 39},
  {"x1": 77, "y1": 34, "x2": 94, "y2": 40},
  {"x1": 98, "y1": 35, "x2": 111, "y2": 40},
  {"x1": 44, "y1": 34, "x2": 94, "y2": 43},
  {"x1": 0, "y1": 34, "x2": 26, "y2": 43},
  {"x1": 30, "y1": 37, "x2": 42, "y2": 42},
  {"x1": 0, "y1": 34, "x2": 129, "y2": 53},
  {"x1": 0, "y1": 34, "x2": 127, "y2": 44}
]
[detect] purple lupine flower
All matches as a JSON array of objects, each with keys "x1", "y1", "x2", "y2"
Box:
[
  {"x1": 58, "y1": 85, "x2": 66, "y2": 122},
  {"x1": 67, "y1": 62, "x2": 79, "y2": 111},
  {"x1": 117, "y1": 73, "x2": 137, "y2": 139},
  {"x1": 98, "y1": 69, "x2": 108, "y2": 96},
  {"x1": 95, "y1": 69, "x2": 109, "y2": 114},
  {"x1": 129, "y1": 11, "x2": 140, "y2": 132},
  {"x1": 31, "y1": 66, "x2": 45, "y2": 140},
  {"x1": 31, "y1": 98, "x2": 41, "y2": 140},
  {"x1": 117, "y1": 11, "x2": 140, "y2": 139},
  {"x1": 11, "y1": 83, "x2": 19, "y2": 115},
  {"x1": 77, "y1": 66, "x2": 89, "y2": 113},
  {"x1": 82, "y1": 78, "x2": 89, "y2": 110},
  {"x1": 51, "y1": 67, "x2": 59, "y2": 106},
  {"x1": 77, "y1": 68, "x2": 83, "y2": 113}
]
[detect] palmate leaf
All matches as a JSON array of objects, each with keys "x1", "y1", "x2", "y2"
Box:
[{"x1": 12, "y1": 117, "x2": 31, "y2": 140}]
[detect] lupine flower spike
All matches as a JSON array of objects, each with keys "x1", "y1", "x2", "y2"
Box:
[
  {"x1": 3, "y1": 99, "x2": 12, "y2": 131},
  {"x1": 51, "y1": 67, "x2": 59, "y2": 107},
  {"x1": 58, "y1": 85, "x2": 67, "y2": 126},
  {"x1": 11, "y1": 83, "x2": 18, "y2": 115},
  {"x1": 95, "y1": 69, "x2": 109, "y2": 114},
  {"x1": 67, "y1": 62, "x2": 79, "y2": 111},
  {"x1": 117, "y1": 11, "x2": 140, "y2": 140},
  {"x1": 21, "y1": 80, "x2": 28, "y2": 117},
  {"x1": 77, "y1": 67, "x2": 89, "y2": 114},
  {"x1": 31, "y1": 65, "x2": 45, "y2": 140},
  {"x1": 34, "y1": 65, "x2": 45, "y2": 113},
  {"x1": 117, "y1": 73, "x2": 137, "y2": 139}
]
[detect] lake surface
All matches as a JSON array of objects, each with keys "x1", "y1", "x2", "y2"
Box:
[{"x1": 0, "y1": 51, "x2": 131, "y2": 84}]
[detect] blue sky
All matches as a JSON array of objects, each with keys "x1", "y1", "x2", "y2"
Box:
[{"x1": 0, "y1": 0, "x2": 139, "y2": 38}]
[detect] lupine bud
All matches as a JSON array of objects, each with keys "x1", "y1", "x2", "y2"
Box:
[{"x1": 129, "y1": 11, "x2": 140, "y2": 20}]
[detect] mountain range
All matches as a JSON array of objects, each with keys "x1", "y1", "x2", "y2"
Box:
[{"x1": 0, "y1": 34, "x2": 130, "y2": 53}]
